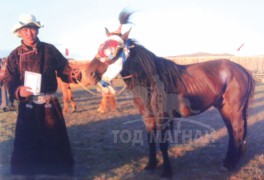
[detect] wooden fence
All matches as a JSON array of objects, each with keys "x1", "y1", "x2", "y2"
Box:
[{"x1": 168, "y1": 56, "x2": 264, "y2": 82}]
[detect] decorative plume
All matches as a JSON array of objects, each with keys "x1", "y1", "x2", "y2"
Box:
[
  {"x1": 119, "y1": 8, "x2": 135, "y2": 25},
  {"x1": 105, "y1": 8, "x2": 135, "y2": 36}
]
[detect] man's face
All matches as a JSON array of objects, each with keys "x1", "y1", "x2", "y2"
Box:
[{"x1": 18, "y1": 26, "x2": 39, "y2": 46}]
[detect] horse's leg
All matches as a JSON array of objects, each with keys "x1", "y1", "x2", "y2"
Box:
[
  {"x1": 218, "y1": 102, "x2": 247, "y2": 170},
  {"x1": 67, "y1": 87, "x2": 76, "y2": 112},
  {"x1": 133, "y1": 97, "x2": 158, "y2": 171},
  {"x1": 97, "y1": 94, "x2": 108, "y2": 113},
  {"x1": 144, "y1": 116, "x2": 158, "y2": 171},
  {"x1": 61, "y1": 86, "x2": 69, "y2": 113},
  {"x1": 109, "y1": 94, "x2": 116, "y2": 111},
  {"x1": 158, "y1": 120, "x2": 173, "y2": 177}
]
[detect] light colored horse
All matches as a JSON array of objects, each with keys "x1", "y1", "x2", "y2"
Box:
[
  {"x1": 57, "y1": 60, "x2": 116, "y2": 113},
  {"x1": 57, "y1": 76, "x2": 76, "y2": 113},
  {"x1": 97, "y1": 91, "x2": 116, "y2": 113}
]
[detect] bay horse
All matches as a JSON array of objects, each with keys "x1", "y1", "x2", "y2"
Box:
[{"x1": 80, "y1": 10, "x2": 255, "y2": 177}]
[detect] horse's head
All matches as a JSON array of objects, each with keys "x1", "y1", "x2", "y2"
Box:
[
  {"x1": 80, "y1": 9, "x2": 134, "y2": 86},
  {"x1": 96, "y1": 27, "x2": 131, "y2": 63}
]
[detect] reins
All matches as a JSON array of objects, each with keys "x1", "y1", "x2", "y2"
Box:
[{"x1": 76, "y1": 74, "x2": 133, "y2": 97}]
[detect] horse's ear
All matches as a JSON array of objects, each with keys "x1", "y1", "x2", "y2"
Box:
[
  {"x1": 105, "y1": 27, "x2": 110, "y2": 36},
  {"x1": 122, "y1": 27, "x2": 131, "y2": 40}
]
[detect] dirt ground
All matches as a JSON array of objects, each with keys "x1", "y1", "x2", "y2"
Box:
[{"x1": 0, "y1": 83, "x2": 264, "y2": 180}]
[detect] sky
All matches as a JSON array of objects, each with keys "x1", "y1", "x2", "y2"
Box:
[{"x1": 1, "y1": 0, "x2": 264, "y2": 60}]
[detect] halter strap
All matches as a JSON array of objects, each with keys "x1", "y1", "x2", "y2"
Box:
[{"x1": 99, "y1": 39, "x2": 132, "y2": 87}]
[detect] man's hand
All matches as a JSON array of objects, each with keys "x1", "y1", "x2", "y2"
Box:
[{"x1": 19, "y1": 86, "x2": 33, "y2": 98}]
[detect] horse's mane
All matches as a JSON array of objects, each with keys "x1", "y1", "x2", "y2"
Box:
[
  {"x1": 122, "y1": 40, "x2": 188, "y2": 94},
  {"x1": 117, "y1": 9, "x2": 189, "y2": 94}
]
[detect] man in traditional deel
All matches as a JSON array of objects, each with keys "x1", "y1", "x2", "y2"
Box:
[{"x1": 4, "y1": 14, "x2": 81, "y2": 176}]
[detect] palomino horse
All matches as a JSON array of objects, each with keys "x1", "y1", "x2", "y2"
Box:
[
  {"x1": 79, "y1": 10, "x2": 255, "y2": 177},
  {"x1": 97, "y1": 91, "x2": 116, "y2": 113},
  {"x1": 56, "y1": 75, "x2": 76, "y2": 113},
  {"x1": 57, "y1": 60, "x2": 116, "y2": 113},
  {"x1": 56, "y1": 60, "x2": 81, "y2": 113}
]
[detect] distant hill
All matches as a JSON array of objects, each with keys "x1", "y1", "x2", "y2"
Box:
[{"x1": 171, "y1": 52, "x2": 234, "y2": 57}]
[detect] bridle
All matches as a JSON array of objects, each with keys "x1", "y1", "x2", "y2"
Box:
[
  {"x1": 76, "y1": 38, "x2": 134, "y2": 97},
  {"x1": 77, "y1": 26, "x2": 135, "y2": 97},
  {"x1": 96, "y1": 35, "x2": 125, "y2": 62},
  {"x1": 97, "y1": 36, "x2": 134, "y2": 77}
]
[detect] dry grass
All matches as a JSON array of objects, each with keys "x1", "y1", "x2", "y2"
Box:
[{"x1": 1, "y1": 82, "x2": 264, "y2": 180}]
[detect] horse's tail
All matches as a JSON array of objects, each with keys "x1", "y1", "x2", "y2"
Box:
[
  {"x1": 246, "y1": 70, "x2": 255, "y2": 110},
  {"x1": 119, "y1": 8, "x2": 135, "y2": 25},
  {"x1": 243, "y1": 69, "x2": 255, "y2": 140}
]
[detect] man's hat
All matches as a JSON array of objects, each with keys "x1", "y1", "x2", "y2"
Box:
[{"x1": 11, "y1": 14, "x2": 44, "y2": 36}]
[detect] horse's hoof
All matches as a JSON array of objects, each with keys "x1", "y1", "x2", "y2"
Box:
[
  {"x1": 144, "y1": 161, "x2": 158, "y2": 172},
  {"x1": 161, "y1": 170, "x2": 173, "y2": 178},
  {"x1": 71, "y1": 107, "x2": 76, "y2": 113},
  {"x1": 144, "y1": 166, "x2": 155, "y2": 172},
  {"x1": 98, "y1": 109, "x2": 107, "y2": 113},
  {"x1": 222, "y1": 161, "x2": 236, "y2": 171},
  {"x1": 220, "y1": 165, "x2": 229, "y2": 172},
  {"x1": 97, "y1": 107, "x2": 107, "y2": 113}
]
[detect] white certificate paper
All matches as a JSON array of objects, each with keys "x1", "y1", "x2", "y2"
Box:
[{"x1": 24, "y1": 71, "x2": 42, "y2": 95}]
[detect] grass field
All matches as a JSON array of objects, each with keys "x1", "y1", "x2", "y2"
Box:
[{"x1": 0, "y1": 81, "x2": 264, "y2": 180}]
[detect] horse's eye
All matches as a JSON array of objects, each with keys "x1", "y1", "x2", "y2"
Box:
[{"x1": 118, "y1": 42, "x2": 124, "y2": 48}]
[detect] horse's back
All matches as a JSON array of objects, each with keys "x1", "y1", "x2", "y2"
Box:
[
  {"x1": 179, "y1": 59, "x2": 254, "y2": 115},
  {"x1": 185, "y1": 59, "x2": 253, "y2": 87}
]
